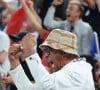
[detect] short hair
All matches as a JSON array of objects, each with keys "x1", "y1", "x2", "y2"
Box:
[{"x1": 68, "y1": 0, "x2": 84, "y2": 17}]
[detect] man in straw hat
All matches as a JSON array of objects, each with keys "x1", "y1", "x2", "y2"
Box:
[{"x1": 8, "y1": 29, "x2": 95, "y2": 90}]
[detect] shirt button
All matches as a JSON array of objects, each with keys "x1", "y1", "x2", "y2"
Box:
[{"x1": 29, "y1": 57, "x2": 32, "y2": 60}]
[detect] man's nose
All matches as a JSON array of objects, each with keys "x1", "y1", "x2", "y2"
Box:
[{"x1": 44, "y1": 52, "x2": 50, "y2": 58}]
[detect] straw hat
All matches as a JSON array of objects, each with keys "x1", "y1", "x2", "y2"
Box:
[{"x1": 40, "y1": 29, "x2": 79, "y2": 57}]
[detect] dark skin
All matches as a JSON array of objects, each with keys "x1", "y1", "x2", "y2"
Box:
[{"x1": 43, "y1": 47, "x2": 76, "y2": 72}]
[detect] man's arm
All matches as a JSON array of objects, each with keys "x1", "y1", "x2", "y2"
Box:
[
  {"x1": 25, "y1": 53, "x2": 55, "y2": 89},
  {"x1": 10, "y1": 65, "x2": 34, "y2": 90},
  {"x1": 9, "y1": 52, "x2": 55, "y2": 90},
  {"x1": 43, "y1": 0, "x2": 64, "y2": 29},
  {"x1": 28, "y1": 0, "x2": 42, "y2": 24},
  {"x1": 19, "y1": 0, "x2": 49, "y2": 40},
  {"x1": 19, "y1": 0, "x2": 43, "y2": 34}
]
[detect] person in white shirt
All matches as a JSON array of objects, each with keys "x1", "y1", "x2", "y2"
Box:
[
  {"x1": 8, "y1": 29, "x2": 95, "y2": 90},
  {"x1": 0, "y1": 31, "x2": 11, "y2": 90},
  {"x1": 0, "y1": 31, "x2": 10, "y2": 74}
]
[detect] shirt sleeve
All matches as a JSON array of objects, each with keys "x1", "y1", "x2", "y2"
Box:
[
  {"x1": 9, "y1": 53, "x2": 55, "y2": 90},
  {"x1": 43, "y1": 6, "x2": 63, "y2": 29},
  {"x1": 9, "y1": 65, "x2": 34, "y2": 90}
]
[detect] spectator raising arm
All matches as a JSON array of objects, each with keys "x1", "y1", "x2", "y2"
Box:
[
  {"x1": 19, "y1": 0, "x2": 49, "y2": 40},
  {"x1": 43, "y1": 0, "x2": 64, "y2": 29},
  {"x1": 19, "y1": 0, "x2": 42, "y2": 34}
]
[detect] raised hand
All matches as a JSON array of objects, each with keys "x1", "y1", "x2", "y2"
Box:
[
  {"x1": 52, "y1": 0, "x2": 63, "y2": 6},
  {"x1": 21, "y1": 33, "x2": 36, "y2": 60},
  {"x1": 19, "y1": 0, "x2": 35, "y2": 10}
]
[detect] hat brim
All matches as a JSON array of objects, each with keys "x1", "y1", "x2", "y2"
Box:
[{"x1": 40, "y1": 42, "x2": 80, "y2": 57}]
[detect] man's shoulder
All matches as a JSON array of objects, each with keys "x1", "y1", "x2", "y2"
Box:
[
  {"x1": 80, "y1": 20, "x2": 92, "y2": 28},
  {"x1": 63, "y1": 58, "x2": 92, "y2": 72}
]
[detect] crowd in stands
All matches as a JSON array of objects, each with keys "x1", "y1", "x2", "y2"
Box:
[{"x1": 0, "y1": 0, "x2": 100, "y2": 90}]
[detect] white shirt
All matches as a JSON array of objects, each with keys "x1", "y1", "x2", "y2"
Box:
[
  {"x1": 0, "y1": 56, "x2": 10, "y2": 74},
  {"x1": 10, "y1": 53, "x2": 95, "y2": 90},
  {"x1": 0, "y1": 31, "x2": 11, "y2": 74}
]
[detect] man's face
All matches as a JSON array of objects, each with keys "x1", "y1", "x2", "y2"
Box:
[
  {"x1": 66, "y1": 3, "x2": 81, "y2": 23},
  {"x1": 43, "y1": 47, "x2": 63, "y2": 72},
  {"x1": 2, "y1": 9, "x2": 12, "y2": 25}
]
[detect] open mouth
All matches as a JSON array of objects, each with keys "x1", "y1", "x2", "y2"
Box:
[
  {"x1": 48, "y1": 60, "x2": 54, "y2": 64},
  {"x1": 67, "y1": 14, "x2": 71, "y2": 18},
  {"x1": 48, "y1": 60, "x2": 56, "y2": 69},
  {"x1": 48, "y1": 60, "x2": 54, "y2": 66}
]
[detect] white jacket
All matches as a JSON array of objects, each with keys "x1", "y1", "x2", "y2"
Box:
[{"x1": 10, "y1": 53, "x2": 95, "y2": 90}]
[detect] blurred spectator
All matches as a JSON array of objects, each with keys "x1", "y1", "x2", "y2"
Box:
[
  {"x1": 0, "y1": 31, "x2": 10, "y2": 74},
  {"x1": 82, "y1": 0, "x2": 100, "y2": 34},
  {"x1": 39, "y1": 0, "x2": 68, "y2": 21},
  {"x1": 0, "y1": 0, "x2": 17, "y2": 31},
  {"x1": 2, "y1": 8, "x2": 13, "y2": 27},
  {"x1": 0, "y1": 31, "x2": 11, "y2": 90}
]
